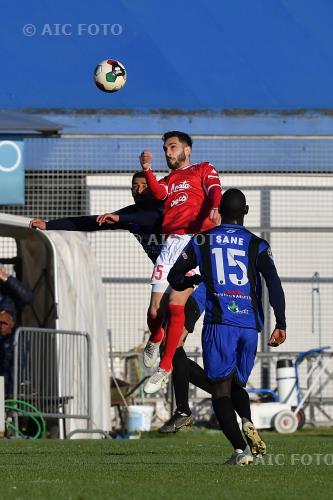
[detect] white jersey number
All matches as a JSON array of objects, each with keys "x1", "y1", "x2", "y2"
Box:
[{"x1": 212, "y1": 248, "x2": 248, "y2": 286}]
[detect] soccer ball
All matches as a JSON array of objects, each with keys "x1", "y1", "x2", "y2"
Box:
[{"x1": 94, "y1": 59, "x2": 127, "y2": 93}]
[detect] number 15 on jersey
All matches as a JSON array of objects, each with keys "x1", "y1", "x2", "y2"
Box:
[{"x1": 212, "y1": 248, "x2": 248, "y2": 286}]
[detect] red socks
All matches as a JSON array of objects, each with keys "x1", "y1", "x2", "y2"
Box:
[
  {"x1": 147, "y1": 314, "x2": 165, "y2": 344},
  {"x1": 160, "y1": 304, "x2": 185, "y2": 372}
]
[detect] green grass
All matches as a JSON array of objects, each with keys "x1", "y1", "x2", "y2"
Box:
[{"x1": 0, "y1": 428, "x2": 333, "y2": 499}]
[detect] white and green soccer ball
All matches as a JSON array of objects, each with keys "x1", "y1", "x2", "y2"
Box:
[{"x1": 94, "y1": 59, "x2": 127, "y2": 93}]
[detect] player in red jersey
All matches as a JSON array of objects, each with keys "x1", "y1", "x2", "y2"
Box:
[{"x1": 139, "y1": 131, "x2": 222, "y2": 393}]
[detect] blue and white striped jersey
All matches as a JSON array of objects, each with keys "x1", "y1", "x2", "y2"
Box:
[{"x1": 168, "y1": 223, "x2": 286, "y2": 331}]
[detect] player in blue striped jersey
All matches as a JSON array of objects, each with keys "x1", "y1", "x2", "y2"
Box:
[{"x1": 168, "y1": 188, "x2": 286, "y2": 465}]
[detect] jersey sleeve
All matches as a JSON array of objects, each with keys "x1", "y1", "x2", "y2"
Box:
[
  {"x1": 201, "y1": 163, "x2": 222, "y2": 208},
  {"x1": 257, "y1": 246, "x2": 286, "y2": 330},
  {"x1": 2, "y1": 276, "x2": 33, "y2": 307},
  {"x1": 45, "y1": 204, "x2": 148, "y2": 232},
  {"x1": 144, "y1": 169, "x2": 168, "y2": 200},
  {"x1": 118, "y1": 207, "x2": 162, "y2": 226},
  {"x1": 46, "y1": 215, "x2": 130, "y2": 232},
  {"x1": 167, "y1": 241, "x2": 202, "y2": 291}
]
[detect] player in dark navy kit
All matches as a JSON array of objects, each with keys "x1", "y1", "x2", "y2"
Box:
[
  {"x1": 168, "y1": 189, "x2": 286, "y2": 465},
  {"x1": 29, "y1": 171, "x2": 213, "y2": 432},
  {"x1": 29, "y1": 172, "x2": 164, "y2": 264}
]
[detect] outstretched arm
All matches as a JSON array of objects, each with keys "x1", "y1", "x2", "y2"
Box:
[
  {"x1": 30, "y1": 216, "x2": 110, "y2": 231},
  {"x1": 29, "y1": 205, "x2": 148, "y2": 232},
  {"x1": 97, "y1": 207, "x2": 162, "y2": 227}
]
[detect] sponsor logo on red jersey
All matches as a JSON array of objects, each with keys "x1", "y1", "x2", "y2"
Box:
[
  {"x1": 170, "y1": 193, "x2": 188, "y2": 207},
  {"x1": 159, "y1": 162, "x2": 221, "y2": 235},
  {"x1": 169, "y1": 180, "x2": 191, "y2": 194}
]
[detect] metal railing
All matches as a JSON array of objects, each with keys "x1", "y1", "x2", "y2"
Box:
[
  {"x1": 110, "y1": 346, "x2": 333, "y2": 429},
  {"x1": 12, "y1": 327, "x2": 108, "y2": 438}
]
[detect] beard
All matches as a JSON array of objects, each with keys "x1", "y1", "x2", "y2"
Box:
[{"x1": 166, "y1": 150, "x2": 186, "y2": 170}]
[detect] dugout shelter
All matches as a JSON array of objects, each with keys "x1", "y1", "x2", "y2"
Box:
[{"x1": 0, "y1": 213, "x2": 110, "y2": 437}]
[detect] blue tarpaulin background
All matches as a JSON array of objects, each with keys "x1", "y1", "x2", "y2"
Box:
[{"x1": 1, "y1": 0, "x2": 333, "y2": 110}]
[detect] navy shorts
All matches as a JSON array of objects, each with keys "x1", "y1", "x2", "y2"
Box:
[
  {"x1": 191, "y1": 283, "x2": 206, "y2": 315},
  {"x1": 202, "y1": 323, "x2": 258, "y2": 386},
  {"x1": 184, "y1": 283, "x2": 206, "y2": 333}
]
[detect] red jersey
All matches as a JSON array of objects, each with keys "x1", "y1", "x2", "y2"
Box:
[{"x1": 144, "y1": 162, "x2": 222, "y2": 235}]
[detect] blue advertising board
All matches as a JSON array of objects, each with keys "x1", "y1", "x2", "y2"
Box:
[{"x1": 0, "y1": 140, "x2": 24, "y2": 204}]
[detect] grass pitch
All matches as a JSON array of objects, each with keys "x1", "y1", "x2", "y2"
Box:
[{"x1": 0, "y1": 428, "x2": 332, "y2": 500}]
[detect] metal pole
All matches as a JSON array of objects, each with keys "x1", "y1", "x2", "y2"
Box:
[
  {"x1": 312, "y1": 272, "x2": 323, "y2": 402},
  {"x1": 86, "y1": 333, "x2": 92, "y2": 431},
  {"x1": 260, "y1": 188, "x2": 271, "y2": 389},
  {"x1": 12, "y1": 328, "x2": 20, "y2": 437}
]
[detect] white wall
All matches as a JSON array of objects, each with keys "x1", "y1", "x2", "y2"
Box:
[{"x1": 86, "y1": 174, "x2": 333, "y2": 361}]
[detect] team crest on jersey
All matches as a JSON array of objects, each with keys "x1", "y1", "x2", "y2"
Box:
[
  {"x1": 182, "y1": 252, "x2": 188, "y2": 260},
  {"x1": 170, "y1": 193, "x2": 188, "y2": 207}
]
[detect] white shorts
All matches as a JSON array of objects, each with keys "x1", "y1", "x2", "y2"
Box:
[{"x1": 151, "y1": 234, "x2": 193, "y2": 293}]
